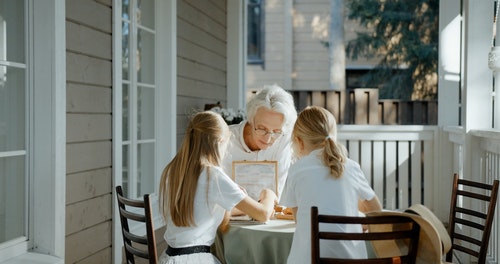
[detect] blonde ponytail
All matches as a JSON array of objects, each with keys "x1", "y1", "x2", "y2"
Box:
[{"x1": 323, "y1": 137, "x2": 347, "y2": 178}]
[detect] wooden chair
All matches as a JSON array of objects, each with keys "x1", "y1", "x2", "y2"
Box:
[
  {"x1": 116, "y1": 185, "x2": 158, "y2": 264},
  {"x1": 446, "y1": 173, "x2": 499, "y2": 264},
  {"x1": 311, "y1": 206, "x2": 420, "y2": 264}
]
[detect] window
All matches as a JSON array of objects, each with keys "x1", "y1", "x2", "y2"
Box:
[
  {"x1": 0, "y1": 0, "x2": 27, "y2": 247},
  {"x1": 114, "y1": 0, "x2": 176, "y2": 262},
  {"x1": 0, "y1": 0, "x2": 64, "y2": 262},
  {"x1": 120, "y1": 0, "x2": 157, "y2": 198},
  {"x1": 247, "y1": 0, "x2": 264, "y2": 65}
]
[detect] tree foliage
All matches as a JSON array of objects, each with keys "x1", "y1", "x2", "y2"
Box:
[{"x1": 345, "y1": 0, "x2": 439, "y2": 100}]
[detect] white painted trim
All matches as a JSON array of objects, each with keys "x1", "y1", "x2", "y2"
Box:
[
  {"x1": 438, "y1": 0, "x2": 461, "y2": 126},
  {"x1": 156, "y1": 0, "x2": 177, "y2": 178},
  {"x1": 52, "y1": 0, "x2": 66, "y2": 257},
  {"x1": 154, "y1": 0, "x2": 177, "y2": 234},
  {"x1": 0, "y1": 151, "x2": 26, "y2": 158},
  {"x1": 462, "y1": 0, "x2": 494, "y2": 131},
  {"x1": 1, "y1": 253, "x2": 63, "y2": 264},
  {"x1": 493, "y1": 4, "x2": 500, "y2": 129},
  {"x1": 31, "y1": 0, "x2": 65, "y2": 258},
  {"x1": 461, "y1": 0, "x2": 495, "y2": 190},
  {"x1": 112, "y1": 1, "x2": 123, "y2": 263},
  {"x1": 227, "y1": 0, "x2": 246, "y2": 110}
]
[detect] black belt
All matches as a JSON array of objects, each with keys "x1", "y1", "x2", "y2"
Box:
[{"x1": 166, "y1": 245, "x2": 211, "y2": 256}]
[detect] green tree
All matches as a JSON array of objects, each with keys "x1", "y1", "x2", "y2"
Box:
[{"x1": 346, "y1": 0, "x2": 439, "y2": 100}]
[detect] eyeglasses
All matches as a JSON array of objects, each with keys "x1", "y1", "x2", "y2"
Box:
[{"x1": 253, "y1": 127, "x2": 283, "y2": 139}]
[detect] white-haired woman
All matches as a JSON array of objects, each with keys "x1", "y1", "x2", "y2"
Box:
[{"x1": 222, "y1": 84, "x2": 297, "y2": 204}]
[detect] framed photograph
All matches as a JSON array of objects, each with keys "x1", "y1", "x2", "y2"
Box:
[{"x1": 232, "y1": 160, "x2": 278, "y2": 201}]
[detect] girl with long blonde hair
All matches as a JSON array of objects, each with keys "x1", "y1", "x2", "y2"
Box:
[
  {"x1": 280, "y1": 106, "x2": 382, "y2": 264},
  {"x1": 158, "y1": 111, "x2": 276, "y2": 264}
]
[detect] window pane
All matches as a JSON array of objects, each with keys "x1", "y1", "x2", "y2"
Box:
[
  {"x1": 137, "y1": 0, "x2": 155, "y2": 29},
  {"x1": 137, "y1": 29, "x2": 155, "y2": 84},
  {"x1": 247, "y1": 2, "x2": 262, "y2": 61},
  {"x1": 0, "y1": 0, "x2": 25, "y2": 63},
  {"x1": 0, "y1": 66, "x2": 25, "y2": 152},
  {"x1": 137, "y1": 143, "x2": 154, "y2": 196},
  {"x1": 137, "y1": 86, "x2": 154, "y2": 140},
  {"x1": 122, "y1": 145, "x2": 129, "y2": 194},
  {"x1": 122, "y1": 21, "x2": 130, "y2": 81},
  {"x1": 122, "y1": 84, "x2": 129, "y2": 141},
  {"x1": 122, "y1": 0, "x2": 130, "y2": 19},
  {"x1": 0, "y1": 155, "x2": 26, "y2": 243}
]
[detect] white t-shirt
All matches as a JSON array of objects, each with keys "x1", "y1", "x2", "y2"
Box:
[
  {"x1": 164, "y1": 166, "x2": 246, "y2": 248},
  {"x1": 222, "y1": 121, "x2": 293, "y2": 200},
  {"x1": 280, "y1": 149, "x2": 376, "y2": 264}
]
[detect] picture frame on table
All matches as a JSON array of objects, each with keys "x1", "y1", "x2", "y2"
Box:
[{"x1": 231, "y1": 160, "x2": 278, "y2": 201}]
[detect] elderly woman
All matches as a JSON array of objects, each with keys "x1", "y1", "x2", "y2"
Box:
[{"x1": 222, "y1": 84, "x2": 297, "y2": 203}]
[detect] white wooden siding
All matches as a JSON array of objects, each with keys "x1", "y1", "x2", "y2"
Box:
[
  {"x1": 66, "y1": 195, "x2": 112, "y2": 235},
  {"x1": 65, "y1": 0, "x2": 113, "y2": 262},
  {"x1": 65, "y1": 221, "x2": 112, "y2": 263},
  {"x1": 292, "y1": 1, "x2": 329, "y2": 90},
  {"x1": 66, "y1": 53, "x2": 112, "y2": 85},
  {"x1": 67, "y1": 83, "x2": 112, "y2": 113},
  {"x1": 66, "y1": 168, "x2": 112, "y2": 204},
  {"x1": 246, "y1": 0, "x2": 287, "y2": 90},
  {"x1": 177, "y1": 0, "x2": 227, "y2": 147},
  {"x1": 66, "y1": 0, "x2": 112, "y2": 32},
  {"x1": 66, "y1": 114, "x2": 111, "y2": 142}
]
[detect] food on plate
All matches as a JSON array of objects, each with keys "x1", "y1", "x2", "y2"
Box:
[
  {"x1": 274, "y1": 205, "x2": 294, "y2": 220},
  {"x1": 283, "y1": 207, "x2": 293, "y2": 215}
]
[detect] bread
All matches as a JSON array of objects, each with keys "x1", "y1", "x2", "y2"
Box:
[
  {"x1": 283, "y1": 207, "x2": 293, "y2": 215},
  {"x1": 274, "y1": 206, "x2": 294, "y2": 220}
]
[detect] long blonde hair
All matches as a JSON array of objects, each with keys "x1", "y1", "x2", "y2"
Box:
[
  {"x1": 159, "y1": 111, "x2": 228, "y2": 226},
  {"x1": 293, "y1": 106, "x2": 347, "y2": 178}
]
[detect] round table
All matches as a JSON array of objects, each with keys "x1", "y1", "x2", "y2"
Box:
[{"x1": 214, "y1": 219, "x2": 296, "y2": 264}]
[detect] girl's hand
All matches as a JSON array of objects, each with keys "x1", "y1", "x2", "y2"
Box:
[
  {"x1": 218, "y1": 211, "x2": 231, "y2": 234},
  {"x1": 259, "y1": 188, "x2": 278, "y2": 205}
]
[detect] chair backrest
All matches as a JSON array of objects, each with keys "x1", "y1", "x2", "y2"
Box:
[
  {"x1": 311, "y1": 206, "x2": 420, "y2": 264},
  {"x1": 446, "y1": 173, "x2": 499, "y2": 264},
  {"x1": 116, "y1": 185, "x2": 158, "y2": 264}
]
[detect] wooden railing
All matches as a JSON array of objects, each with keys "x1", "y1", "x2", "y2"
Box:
[{"x1": 288, "y1": 89, "x2": 437, "y2": 125}]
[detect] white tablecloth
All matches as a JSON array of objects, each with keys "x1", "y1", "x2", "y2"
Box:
[{"x1": 214, "y1": 219, "x2": 296, "y2": 264}]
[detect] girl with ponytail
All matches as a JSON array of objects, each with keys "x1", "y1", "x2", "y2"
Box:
[{"x1": 280, "y1": 106, "x2": 382, "y2": 264}]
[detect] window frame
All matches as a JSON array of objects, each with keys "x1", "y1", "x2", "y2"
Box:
[
  {"x1": 119, "y1": 0, "x2": 158, "y2": 199},
  {"x1": 0, "y1": 0, "x2": 65, "y2": 262},
  {"x1": 112, "y1": 0, "x2": 176, "y2": 262}
]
